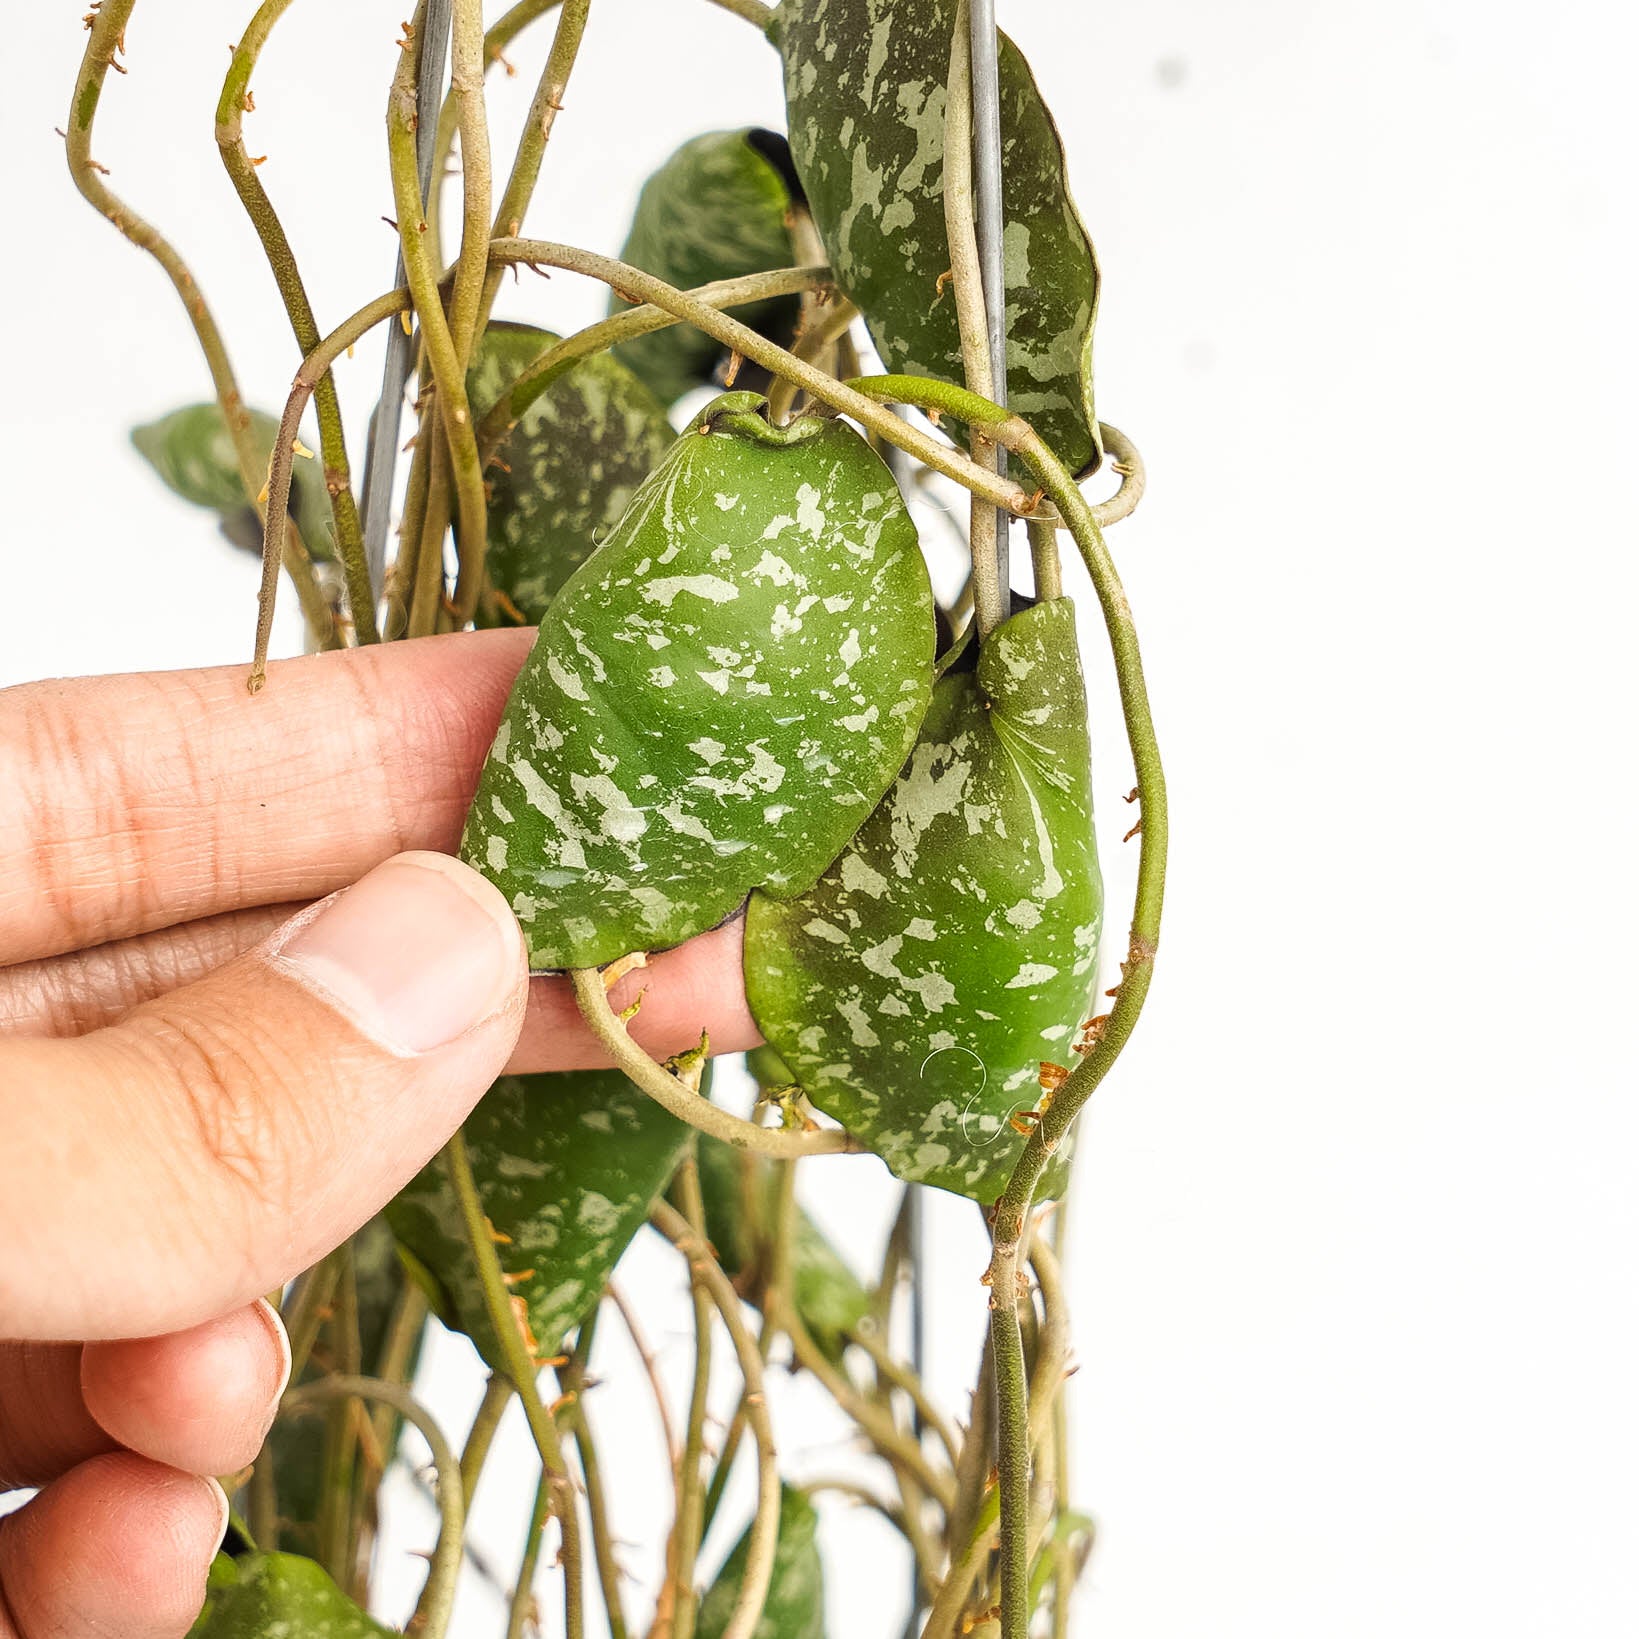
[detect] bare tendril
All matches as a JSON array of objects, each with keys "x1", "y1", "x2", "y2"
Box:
[
  {"x1": 67, "y1": 0, "x2": 336, "y2": 659},
  {"x1": 215, "y1": 0, "x2": 379, "y2": 645}
]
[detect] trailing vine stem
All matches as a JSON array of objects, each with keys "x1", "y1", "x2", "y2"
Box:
[
  {"x1": 702, "y1": 0, "x2": 777, "y2": 28},
  {"x1": 568, "y1": 967, "x2": 859, "y2": 1158},
  {"x1": 442, "y1": 1130, "x2": 586, "y2": 1639},
  {"x1": 66, "y1": 0, "x2": 337, "y2": 654},
  {"x1": 477, "y1": 0, "x2": 592, "y2": 326},
  {"x1": 446, "y1": 0, "x2": 494, "y2": 366},
  {"x1": 280, "y1": 1376, "x2": 464, "y2": 1639},
  {"x1": 507, "y1": 1470, "x2": 555, "y2": 1639},
  {"x1": 214, "y1": 0, "x2": 379, "y2": 646},
  {"x1": 473, "y1": 264, "x2": 830, "y2": 464},
  {"x1": 650, "y1": 1199, "x2": 781, "y2": 1639},
  {"x1": 557, "y1": 1318, "x2": 630, "y2": 1639},
  {"x1": 386, "y1": 27, "x2": 489, "y2": 632},
  {"x1": 459, "y1": 1374, "x2": 515, "y2": 1508},
  {"x1": 943, "y1": 0, "x2": 1008, "y2": 640},
  {"x1": 430, "y1": 0, "x2": 567, "y2": 263},
  {"x1": 667, "y1": 1151, "x2": 714, "y2": 1639},
  {"x1": 844, "y1": 373, "x2": 1167, "y2": 1639},
  {"x1": 253, "y1": 263, "x2": 828, "y2": 683},
  {"x1": 492, "y1": 239, "x2": 1037, "y2": 515}
]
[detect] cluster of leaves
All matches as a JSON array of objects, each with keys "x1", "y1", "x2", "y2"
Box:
[{"x1": 92, "y1": 0, "x2": 1151, "y2": 1635}]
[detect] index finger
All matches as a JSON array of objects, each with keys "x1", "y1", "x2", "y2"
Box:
[{"x1": 0, "y1": 629, "x2": 534, "y2": 966}]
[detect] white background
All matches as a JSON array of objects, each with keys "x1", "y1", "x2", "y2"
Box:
[{"x1": 4, "y1": 1, "x2": 1638, "y2": 1634}]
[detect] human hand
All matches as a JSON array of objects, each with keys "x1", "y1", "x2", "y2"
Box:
[{"x1": 0, "y1": 628, "x2": 756, "y2": 1636}]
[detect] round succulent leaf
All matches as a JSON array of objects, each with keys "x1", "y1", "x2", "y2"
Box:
[
  {"x1": 460, "y1": 392, "x2": 935, "y2": 972},
  {"x1": 189, "y1": 1552, "x2": 392, "y2": 1637},
  {"x1": 696, "y1": 1484, "x2": 827, "y2": 1639},
  {"x1": 467, "y1": 323, "x2": 673, "y2": 625},
  {"x1": 130, "y1": 402, "x2": 336, "y2": 560},
  {"x1": 609, "y1": 130, "x2": 804, "y2": 405},
  {"x1": 777, "y1": 0, "x2": 1103, "y2": 473},
  {"x1": 384, "y1": 1069, "x2": 690, "y2": 1372},
  {"x1": 744, "y1": 599, "x2": 1101, "y2": 1203},
  {"x1": 693, "y1": 1130, "x2": 870, "y2": 1363}
]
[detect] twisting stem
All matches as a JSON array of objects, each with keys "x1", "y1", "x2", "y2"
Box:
[
  {"x1": 558, "y1": 1318, "x2": 629, "y2": 1639},
  {"x1": 651, "y1": 1200, "x2": 781, "y2": 1639},
  {"x1": 507, "y1": 1469, "x2": 554, "y2": 1639},
  {"x1": 702, "y1": 0, "x2": 776, "y2": 27},
  {"x1": 847, "y1": 372, "x2": 1167, "y2": 1639},
  {"x1": 281, "y1": 1377, "x2": 464, "y2": 1639},
  {"x1": 474, "y1": 265, "x2": 830, "y2": 465},
  {"x1": 446, "y1": 0, "x2": 493, "y2": 364},
  {"x1": 430, "y1": 0, "x2": 566, "y2": 259},
  {"x1": 478, "y1": 0, "x2": 592, "y2": 325},
  {"x1": 1027, "y1": 518, "x2": 1063, "y2": 602},
  {"x1": 606, "y1": 1283, "x2": 681, "y2": 1471},
  {"x1": 943, "y1": 0, "x2": 1004, "y2": 639},
  {"x1": 569, "y1": 968, "x2": 858, "y2": 1158},
  {"x1": 847, "y1": 1328, "x2": 961, "y2": 1469},
  {"x1": 494, "y1": 239, "x2": 1035, "y2": 513},
  {"x1": 1087, "y1": 421, "x2": 1147, "y2": 530},
  {"x1": 766, "y1": 296, "x2": 860, "y2": 424},
  {"x1": 214, "y1": 0, "x2": 378, "y2": 645},
  {"x1": 668, "y1": 1154, "x2": 714, "y2": 1639},
  {"x1": 66, "y1": 0, "x2": 333, "y2": 661},
  {"x1": 387, "y1": 37, "x2": 488, "y2": 630},
  {"x1": 442, "y1": 1131, "x2": 585, "y2": 1639},
  {"x1": 460, "y1": 1374, "x2": 516, "y2": 1509}
]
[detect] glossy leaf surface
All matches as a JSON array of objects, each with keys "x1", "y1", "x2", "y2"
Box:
[
  {"x1": 468, "y1": 323, "x2": 673, "y2": 625},
  {"x1": 461, "y1": 392, "x2": 935, "y2": 971},
  {"x1": 696, "y1": 1484, "x2": 827, "y2": 1639},
  {"x1": 609, "y1": 130, "x2": 803, "y2": 404},
  {"x1": 189, "y1": 1552, "x2": 391, "y2": 1637},
  {"x1": 778, "y1": 0, "x2": 1103, "y2": 472},
  {"x1": 385, "y1": 1070, "x2": 688, "y2": 1371},
  {"x1": 693, "y1": 1131, "x2": 870, "y2": 1363},
  {"x1": 130, "y1": 402, "x2": 336, "y2": 560},
  {"x1": 745, "y1": 600, "x2": 1101, "y2": 1202}
]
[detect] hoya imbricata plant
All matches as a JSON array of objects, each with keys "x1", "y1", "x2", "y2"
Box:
[{"x1": 65, "y1": 0, "x2": 1166, "y2": 1634}]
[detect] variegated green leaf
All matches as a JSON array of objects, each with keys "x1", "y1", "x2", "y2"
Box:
[
  {"x1": 461, "y1": 391, "x2": 935, "y2": 972},
  {"x1": 744, "y1": 599, "x2": 1100, "y2": 1202},
  {"x1": 693, "y1": 1129, "x2": 870, "y2": 1363},
  {"x1": 777, "y1": 0, "x2": 1103, "y2": 472},
  {"x1": 697, "y1": 1484, "x2": 827, "y2": 1639},
  {"x1": 384, "y1": 1070, "x2": 688, "y2": 1372},
  {"x1": 189, "y1": 1552, "x2": 392, "y2": 1637},
  {"x1": 609, "y1": 129, "x2": 804, "y2": 405},
  {"x1": 467, "y1": 323, "x2": 673, "y2": 625},
  {"x1": 130, "y1": 402, "x2": 337, "y2": 560}
]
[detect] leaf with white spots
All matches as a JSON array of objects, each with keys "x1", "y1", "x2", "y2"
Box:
[
  {"x1": 609, "y1": 129, "x2": 805, "y2": 404},
  {"x1": 384, "y1": 1071, "x2": 689, "y2": 1371},
  {"x1": 189, "y1": 1552, "x2": 392, "y2": 1637},
  {"x1": 467, "y1": 323, "x2": 673, "y2": 626},
  {"x1": 744, "y1": 600, "x2": 1100, "y2": 1202},
  {"x1": 461, "y1": 392, "x2": 935, "y2": 972},
  {"x1": 776, "y1": 0, "x2": 1104, "y2": 472}
]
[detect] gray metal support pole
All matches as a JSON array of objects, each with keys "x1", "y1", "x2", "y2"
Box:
[{"x1": 358, "y1": 0, "x2": 455, "y2": 601}]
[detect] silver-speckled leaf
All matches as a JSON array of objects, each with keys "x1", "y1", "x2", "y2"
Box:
[
  {"x1": 609, "y1": 129, "x2": 803, "y2": 405},
  {"x1": 130, "y1": 402, "x2": 337, "y2": 560},
  {"x1": 697, "y1": 1485, "x2": 827, "y2": 1639},
  {"x1": 461, "y1": 391, "x2": 935, "y2": 972},
  {"x1": 189, "y1": 1552, "x2": 392, "y2": 1637},
  {"x1": 777, "y1": 0, "x2": 1103, "y2": 472},
  {"x1": 385, "y1": 1071, "x2": 688, "y2": 1372},
  {"x1": 744, "y1": 599, "x2": 1100, "y2": 1202},
  {"x1": 467, "y1": 323, "x2": 673, "y2": 625}
]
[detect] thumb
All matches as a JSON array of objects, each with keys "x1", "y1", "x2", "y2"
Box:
[{"x1": 0, "y1": 852, "x2": 527, "y2": 1342}]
